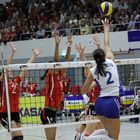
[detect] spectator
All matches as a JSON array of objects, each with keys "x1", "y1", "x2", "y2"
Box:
[
  {"x1": 80, "y1": 19, "x2": 90, "y2": 35},
  {"x1": 130, "y1": 89, "x2": 140, "y2": 123},
  {"x1": 36, "y1": 25, "x2": 46, "y2": 39},
  {"x1": 27, "y1": 77, "x2": 38, "y2": 97},
  {"x1": 0, "y1": 0, "x2": 139, "y2": 40},
  {"x1": 62, "y1": 73, "x2": 71, "y2": 96},
  {"x1": 21, "y1": 78, "x2": 29, "y2": 96},
  {"x1": 128, "y1": 15, "x2": 136, "y2": 30}
]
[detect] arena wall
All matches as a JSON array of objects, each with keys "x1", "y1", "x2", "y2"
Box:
[{"x1": 1, "y1": 30, "x2": 140, "y2": 62}]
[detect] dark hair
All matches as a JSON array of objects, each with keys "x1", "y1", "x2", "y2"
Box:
[
  {"x1": 40, "y1": 69, "x2": 49, "y2": 81},
  {"x1": 40, "y1": 61, "x2": 53, "y2": 81},
  {"x1": 92, "y1": 48, "x2": 106, "y2": 77}
]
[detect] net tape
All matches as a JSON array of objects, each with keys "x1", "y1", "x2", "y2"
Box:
[
  {"x1": 1, "y1": 58, "x2": 140, "y2": 71},
  {"x1": 0, "y1": 114, "x2": 140, "y2": 133},
  {"x1": 9, "y1": 114, "x2": 140, "y2": 132}
]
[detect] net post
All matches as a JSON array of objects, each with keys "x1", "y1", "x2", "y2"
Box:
[
  {"x1": 3, "y1": 66, "x2": 12, "y2": 132},
  {"x1": 0, "y1": 43, "x2": 12, "y2": 132}
]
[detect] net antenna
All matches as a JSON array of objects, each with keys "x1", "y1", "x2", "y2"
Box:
[{"x1": 0, "y1": 34, "x2": 11, "y2": 132}]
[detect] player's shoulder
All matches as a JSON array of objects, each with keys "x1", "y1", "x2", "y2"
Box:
[
  {"x1": 106, "y1": 58, "x2": 114, "y2": 63},
  {"x1": 105, "y1": 58, "x2": 116, "y2": 67}
]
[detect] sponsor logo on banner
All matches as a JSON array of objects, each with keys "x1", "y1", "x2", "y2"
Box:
[
  {"x1": 128, "y1": 31, "x2": 140, "y2": 42},
  {"x1": 19, "y1": 96, "x2": 45, "y2": 124}
]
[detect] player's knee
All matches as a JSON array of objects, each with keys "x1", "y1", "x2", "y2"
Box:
[
  {"x1": 40, "y1": 108, "x2": 56, "y2": 124},
  {"x1": 12, "y1": 136, "x2": 23, "y2": 140}
]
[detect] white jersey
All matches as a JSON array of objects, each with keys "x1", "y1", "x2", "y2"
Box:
[{"x1": 90, "y1": 58, "x2": 120, "y2": 97}]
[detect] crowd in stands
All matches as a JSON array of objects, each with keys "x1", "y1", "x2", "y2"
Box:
[{"x1": 0, "y1": 0, "x2": 140, "y2": 42}]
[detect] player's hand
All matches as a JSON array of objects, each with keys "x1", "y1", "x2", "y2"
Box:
[
  {"x1": 54, "y1": 32, "x2": 61, "y2": 46},
  {"x1": 93, "y1": 35, "x2": 100, "y2": 48},
  {"x1": 66, "y1": 33, "x2": 73, "y2": 47},
  {"x1": 9, "y1": 42, "x2": 17, "y2": 53},
  {"x1": 102, "y1": 18, "x2": 112, "y2": 32},
  {"x1": 33, "y1": 48, "x2": 40, "y2": 56},
  {"x1": 75, "y1": 43, "x2": 86, "y2": 56}
]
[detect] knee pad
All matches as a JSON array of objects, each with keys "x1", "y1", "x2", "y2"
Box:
[
  {"x1": 91, "y1": 129, "x2": 108, "y2": 136},
  {"x1": 40, "y1": 108, "x2": 56, "y2": 124},
  {"x1": 12, "y1": 136, "x2": 23, "y2": 140},
  {"x1": 82, "y1": 134, "x2": 113, "y2": 140}
]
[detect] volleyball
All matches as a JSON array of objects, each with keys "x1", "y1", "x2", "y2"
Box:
[{"x1": 99, "y1": 1, "x2": 113, "y2": 16}]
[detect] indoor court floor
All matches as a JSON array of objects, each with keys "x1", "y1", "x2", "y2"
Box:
[{"x1": 0, "y1": 122, "x2": 140, "y2": 140}]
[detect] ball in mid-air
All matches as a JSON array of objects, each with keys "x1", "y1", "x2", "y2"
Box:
[{"x1": 99, "y1": 1, "x2": 113, "y2": 16}]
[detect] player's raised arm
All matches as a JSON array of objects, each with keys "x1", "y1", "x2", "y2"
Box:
[
  {"x1": 54, "y1": 32, "x2": 61, "y2": 62},
  {"x1": 19, "y1": 48, "x2": 40, "y2": 81},
  {"x1": 81, "y1": 72, "x2": 94, "y2": 94},
  {"x1": 7, "y1": 42, "x2": 16, "y2": 65},
  {"x1": 102, "y1": 18, "x2": 114, "y2": 60},
  {"x1": 93, "y1": 35, "x2": 100, "y2": 49},
  {"x1": 0, "y1": 42, "x2": 17, "y2": 81},
  {"x1": 75, "y1": 43, "x2": 86, "y2": 61},
  {"x1": 65, "y1": 34, "x2": 73, "y2": 62},
  {"x1": 75, "y1": 43, "x2": 90, "y2": 78},
  {"x1": 75, "y1": 43, "x2": 95, "y2": 94}
]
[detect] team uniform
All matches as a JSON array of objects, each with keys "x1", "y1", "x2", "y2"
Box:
[
  {"x1": 90, "y1": 58, "x2": 120, "y2": 118},
  {"x1": 62, "y1": 76, "x2": 71, "y2": 95},
  {"x1": 21, "y1": 81, "x2": 27, "y2": 93},
  {"x1": 41, "y1": 70, "x2": 63, "y2": 124},
  {"x1": 21, "y1": 81, "x2": 28, "y2": 96},
  {"x1": 0, "y1": 81, "x2": 3, "y2": 108},
  {"x1": 45, "y1": 70, "x2": 63, "y2": 110},
  {"x1": 27, "y1": 82, "x2": 37, "y2": 96},
  {"x1": 88, "y1": 83, "x2": 99, "y2": 104},
  {"x1": 0, "y1": 76, "x2": 21, "y2": 127}
]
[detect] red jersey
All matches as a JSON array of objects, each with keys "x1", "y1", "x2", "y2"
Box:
[
  {"x1": 0, "y1": 81, "x2": 4, "y2": 108},
  {"x1": 62, "y1": 77, "x2": 71, "y2": 93},
  {"x1": 27, "y1": 83, "x2": 37, "y2": 94},
  {"x1": 45, "y1": 70, "x2": 63, "y2": 110},
  {"x1": 21, "y1": 81, "x2": 27, "y2": 93},
  {"x1": 0, "y1": 76, "x2": 21, "y2": 112},
  {"x1": 88, "y1": 84, "x2": 99, "y2": 104}
]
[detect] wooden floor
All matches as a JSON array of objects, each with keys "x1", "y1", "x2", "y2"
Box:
[{"x1": 0, "y1": 122, "x2": 140, "y2": 140}]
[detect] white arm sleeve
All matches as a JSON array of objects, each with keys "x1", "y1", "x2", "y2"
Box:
[{"x1": 82, "y1": 94, "x2": 89, "y2": 105}]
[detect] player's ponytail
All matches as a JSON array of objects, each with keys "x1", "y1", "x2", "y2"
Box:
[{"x1": 92, "y1": 48, "x2": 106, "y2": 77}]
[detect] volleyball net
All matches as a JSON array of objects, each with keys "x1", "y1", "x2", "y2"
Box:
[{"x1": 1, "y1": 58, "x2": 140, "y2": 133}]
